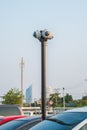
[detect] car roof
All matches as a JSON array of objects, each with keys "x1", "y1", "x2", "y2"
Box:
[
  {"x1": 65, "y1": 107, "x2": 87, "y2": 113},
  {"x1": 14, "y1": 116, "x2": 41, "y2": 121},
  {"x1": 2, "y1": 115, "x2": 25, "y2": 119}
]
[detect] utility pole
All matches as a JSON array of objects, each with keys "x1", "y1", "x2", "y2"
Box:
[
  {"x1": 33, "y1": 29, "x2": 53, "y2": 120},
  {"x1": 20, "y1": 57, "x2": 24, "y2": 106},
  {"x1": 54, "y1": 88, "x2": 60, "y2": 106}
]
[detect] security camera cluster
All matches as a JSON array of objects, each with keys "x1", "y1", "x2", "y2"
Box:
[{"x1": 33, "y1": 29, "x2": 53, "y2": 41}]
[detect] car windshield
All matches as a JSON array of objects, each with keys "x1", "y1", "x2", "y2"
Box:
[{"x1": 30, "y1": 112, "x2": 87, "y2": 130}]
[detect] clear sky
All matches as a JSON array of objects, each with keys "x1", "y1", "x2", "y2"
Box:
[{"x1": 0, "y1": 0, "x2": 87, "y2": 100}]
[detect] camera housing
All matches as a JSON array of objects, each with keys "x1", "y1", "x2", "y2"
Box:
[
  {"x1": 33, "y1": 30, "x2": 41, "y2": 40},
  {"x1": 33, "y1": 29, "x2": 53, "y2": 41},
  {"x1": 41, "y1": 29, "x2": 53, "y2": 40}
]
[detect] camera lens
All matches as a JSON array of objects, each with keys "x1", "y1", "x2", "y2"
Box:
[
  {"x1": 33, "y1": 32, "x2": 36, "y2": 37},
  {"x1": 45, "y1": 31, "x2": 49, "y2": 36}
]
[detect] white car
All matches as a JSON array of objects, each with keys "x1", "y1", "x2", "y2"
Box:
[{"x1": 30, "y1": 107, "x2": 87, "y2": 130}]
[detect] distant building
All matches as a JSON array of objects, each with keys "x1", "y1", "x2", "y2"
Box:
[
  {"x1": 26, "y1": 85, "x2": 32, "y2": 104},
  {"x1": 46, "y1": 86, "x2": 54, "y2": 102}
]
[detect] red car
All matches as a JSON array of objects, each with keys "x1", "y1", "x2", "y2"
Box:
[{"x1": 0, "y1": 115, "x2": 26, "y2": 125}]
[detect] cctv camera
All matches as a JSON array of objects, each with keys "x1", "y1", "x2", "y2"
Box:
[
  {"x1": 41, "y1": 29, "x2": 53, "y2": 40},
  {"x1": 33, "y1": 30, "x2": 41, "y2": 40}
]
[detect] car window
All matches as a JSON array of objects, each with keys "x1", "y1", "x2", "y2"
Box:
[
  {"x1": 79, "y1": 124, "x2": 87, "y2": 130},
  {"x1": 0, "y1": 107, "x2": 22, "y2": 116}
]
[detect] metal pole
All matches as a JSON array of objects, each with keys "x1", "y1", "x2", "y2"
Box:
[
  {"x1": 33, "y1": 29, "x2": 53, "y2": 120},
  {"x1": 41, "y1": 41, "x2": 46, "y2": 120}
]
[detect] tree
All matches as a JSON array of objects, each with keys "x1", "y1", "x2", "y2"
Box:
[
  {"x1": 61, "y1": 93, "x2": 73, "y2": 107},
  {"x1": 82, "y1": 96, "x2": 87, "y2": 100},
  {"x1": 2, "y1": 88, "x2": 23, "y2": 105},
  {"x1": 65, "y1": 93, "x2": 73, "y2": 103},
  {"x1": 49, "y1": 93, "x2": 60, "y2": 107}
]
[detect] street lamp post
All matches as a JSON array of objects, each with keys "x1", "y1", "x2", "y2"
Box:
[
  {"x1": 33, "y1": 29, "x2": 53, "y2": 120},
  {"x1": 54, "y1": 88, "x2": 60, "y2": 106}
]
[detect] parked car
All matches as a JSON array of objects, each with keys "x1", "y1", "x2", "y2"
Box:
[
  {"x1": 0, "y1": 116, "x2": 41, "y2": 130},
  {"x1": 23, "y1": 111, "x2": 34, "y2": 116},
  {"x1": 30, "y1": 107, "x2": 87, "y2": 130},
  {"x1": 0, "y1": 115, "x2": 26, "y2": 125},
  {"x1": 0, "y1": 104, "x2": 24, "y2": 116}
]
